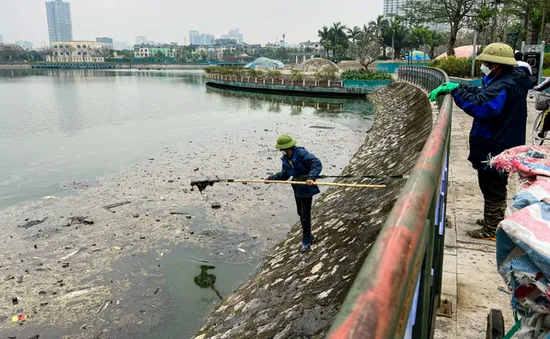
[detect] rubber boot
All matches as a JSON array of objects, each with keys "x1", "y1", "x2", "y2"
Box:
[
  {"x1": 475, "y1": 199, "x2": 491, "y2": 226},
  {"x1": 467, "y1": 199, "x2": 506, "y2": 240},
  {"x1": 300, "y1": 235, "x2": 315, "y2": 252}
]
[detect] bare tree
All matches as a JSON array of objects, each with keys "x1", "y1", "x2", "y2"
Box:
[
  {"x1": 405, "y1": 0, "x2": 481, "y2": 56},
  {"x1": 0, "y1": 44, "x2": 26, "y2": 62},
  {"x1": 90, "y1": 47, "x2": 111, "y2": 58},
  {"x1": 351, "y1": 30, "x2": 381, "y2": 71}
]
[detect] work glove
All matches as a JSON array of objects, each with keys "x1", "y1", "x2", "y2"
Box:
[{"x1": 428, "y1": 82, "x2": 460, "y2": 101}]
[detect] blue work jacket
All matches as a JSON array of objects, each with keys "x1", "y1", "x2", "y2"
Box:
[{"x1": 268, "y1": 146, "x2": 322, "y2": 198}]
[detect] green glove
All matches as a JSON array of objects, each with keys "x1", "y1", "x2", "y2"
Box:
[{"x1": 428, "y1": 82, "x2": 460, "y2": 101}]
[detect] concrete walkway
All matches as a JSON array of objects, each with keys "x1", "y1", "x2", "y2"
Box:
[{"x1": 434, "y1": 98, "x2": 537, "y2": 338}]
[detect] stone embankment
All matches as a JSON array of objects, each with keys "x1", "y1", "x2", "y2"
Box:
[{"x1": 195, "y1": 82, "x2": 435, "y2": 338}]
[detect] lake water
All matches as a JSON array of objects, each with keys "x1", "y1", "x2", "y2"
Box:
[
  {"x1": 0, "y1": 69, "x2": 375, "y2": 338},
  {"x1": 0, "y1": 69, "x2": 374, "y2": 209}
]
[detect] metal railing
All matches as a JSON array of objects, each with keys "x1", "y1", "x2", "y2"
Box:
[{"x1": 328, "y1": 66, "x2": 452, "y2": 339}]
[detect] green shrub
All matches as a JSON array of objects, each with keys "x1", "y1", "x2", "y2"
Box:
[
  {"x1": 544, "y1": 68, "x2": 550, "y2": 77},
  {"x1": 544, "y1": 53, "x2": 550, "y2": 69},
  {"x1": 314, "y1": 66, "x2": 338, "y2": 81},
  {"x1": 430, "y1": 56, "x2": 475, "y2": 78},
  {"x1": 340, "y1": 70, "x2": 392, "y2": 80},
  {"x1": 204, "y1": 66, "x2": 246, "y2": 76},
  {"x1": 266, "y1": 70, "x2": 282, "y2": 78},
  {"x1": 291, "y1": 68, "x2": 304, "y2": 81},
  {"x1": 246, "y1": 69, "x2": 264, "y2": 77}
]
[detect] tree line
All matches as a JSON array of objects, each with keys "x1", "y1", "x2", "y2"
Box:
[
  {"x1": 316, "y1": 0, "x2": 549, "y2": 62},
  {"x1": 404, "y1": 0, "x2": 549, "y2": 55},
  {"x1": 317, "y1": 17, "x2": 448, "y2": 62}
]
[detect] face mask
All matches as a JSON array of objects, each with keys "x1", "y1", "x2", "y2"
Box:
[{"x1": 480, "y1": 64, "x2": 492, "y2": 76}]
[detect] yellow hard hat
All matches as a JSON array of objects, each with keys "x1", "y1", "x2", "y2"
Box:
[{"x1": 476, "y1": 43, "x2": 518, "y2": 66}]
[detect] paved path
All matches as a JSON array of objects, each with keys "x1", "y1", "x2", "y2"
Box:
[{"x1": 434, "y1": 97, "x2": 537, "y2": 338}]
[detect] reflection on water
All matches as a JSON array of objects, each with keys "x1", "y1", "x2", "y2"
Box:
[
  {"x1": 194, "y1": 265, "x2": 223, "y2": 300},
  {"x1": 0, "y1": 68, "x2": 206, "y2": 83},
  {"x1": 206, "y1": 86, "x2": 375, "y2": 117},
  {"x1": 129, "y1": 245, "x2": 259, "y2": 339}
]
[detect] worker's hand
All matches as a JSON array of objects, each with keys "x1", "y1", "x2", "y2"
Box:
[
  {"x1": 306, "y1": 179, "x2": 315, "y2": 186},
  {"x1": 264, "y1": 178, "x2": 270, "y2": 184},
  {"x1": 428, "y1": 83, "x2": 459, "y2": 101}
]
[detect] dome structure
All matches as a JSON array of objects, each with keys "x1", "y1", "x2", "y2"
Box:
[
  {"x1": 297, "y1": 58, "x2": 338, "y2": 73},
  {"x1": 244, "y1": 57, "x2": 284, "y2": 69}
]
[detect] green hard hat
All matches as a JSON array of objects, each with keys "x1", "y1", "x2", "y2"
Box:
[
  {"x1": 276, "y1": 135, "x2": 297, "y2": 150},
  {"x1": 476, "y1": 43, "x2": 518, "y2": 66}
]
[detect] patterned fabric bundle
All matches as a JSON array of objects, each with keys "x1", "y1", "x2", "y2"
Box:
[{"x1": 490, "y1": 145, "x2": 550, "y2": 338}]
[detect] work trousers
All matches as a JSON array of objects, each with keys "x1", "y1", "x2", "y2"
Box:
[
  {"x1": 295, "y1": 196, "x2": 313, "y2": 238},
  {"x1": 477, "y1": 168, "x2": 508, "y2": 202}
]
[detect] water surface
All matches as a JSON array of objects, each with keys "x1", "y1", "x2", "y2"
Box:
[{"x1": 0, "y1": 69, "x2": 374, "y2": 208}]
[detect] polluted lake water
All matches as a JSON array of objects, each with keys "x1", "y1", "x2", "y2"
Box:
[
  {"x1": 0, "y1": 69, "x2": 375, "y2": 338},
  {"x1": 126, "y1": 246, "x2": 259, "y2": 339}
]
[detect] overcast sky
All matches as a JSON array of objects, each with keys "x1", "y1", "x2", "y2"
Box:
[{"x1": 0, "y1": 0, "x2": 383, "y2": 46}]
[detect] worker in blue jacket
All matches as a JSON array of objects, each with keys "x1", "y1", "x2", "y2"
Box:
[
  {"x1": 266, "y1": 135, "x2": 322, "y2": 252},
  {"x1": 429, "y1": 43, "x2": 531, "y2": 240}
]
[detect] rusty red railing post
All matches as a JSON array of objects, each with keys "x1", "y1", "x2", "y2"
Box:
[{"x1": 327, "y1": 66, "x2": 452, "y2": 339}]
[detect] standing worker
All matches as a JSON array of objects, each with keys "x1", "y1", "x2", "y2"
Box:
[
  {"x1": 429, "y1": 43, "x2": 532, "y2": 240},
  {"x1": 266, "y1": 135, "x2": 322, "y2": 252}
]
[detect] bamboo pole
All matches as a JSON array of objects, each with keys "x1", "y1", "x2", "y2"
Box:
[{"x1": 233, "y1": 179, "x2": 386, "y2": 189}]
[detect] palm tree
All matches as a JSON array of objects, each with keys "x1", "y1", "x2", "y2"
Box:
[
  {"x1": 329, "y1": 22, "x2": 348, "y2": 61},
  {"x1": 317, "y1": 26, "x2": 332, "y2": 58},
  {"x1": 347, "y1": 26, "x2": 362, "y2": 44},
  {"x1": 387, "y1": 17, "x2": 410, "y2": 59},
  {"x1": 368, "y1": 15, "x2": 390, "y2": 58}
]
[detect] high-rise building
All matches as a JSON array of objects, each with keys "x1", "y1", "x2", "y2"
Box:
[
  {"x1": 222, "y1": 28, "x2": 243, "y2": 44},
  {"x1": 136, "y1": 36, "x2": 147, "y2": 44},
  {"x1": 189, "y1": 31, "x2": 200, "y2": 45},
  {"x1": 383, "y1": 0, "x2": 406, "y2": 17},
  {"x1": 15, "y1": 41, "x2": 33, "y2": 50},
  {"x1": 46, "y1": 0, "x2": 73, "y2": 44},
  {"x1": 96, "y1": 37, "x2": 114, "y2": 49},
  {"x1": 200, "y1": 34, "x2": 214, "y2": 45}
]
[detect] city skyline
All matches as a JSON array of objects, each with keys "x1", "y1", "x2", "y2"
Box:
[{"x1": 0, "y1": 0, "x2": 383, "y2": 47}]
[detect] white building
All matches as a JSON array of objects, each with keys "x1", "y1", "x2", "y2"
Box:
[
  {"x1": 383, "y1": 0, "x2": 406, "y2": 17},
  {"x1": 51, "y1": 40, "x2": 105, "y2": 58},
  {"x1": 189, "y1": 31, "x2": 201, "y2": 45}
]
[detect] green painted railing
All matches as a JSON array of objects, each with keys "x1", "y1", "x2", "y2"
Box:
[{"x1": 328, "y1": 66, "x2": 452, "y2": 339}]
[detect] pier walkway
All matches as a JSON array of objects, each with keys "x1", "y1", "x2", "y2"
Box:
[{"x1": 435, "y1": 98, "x2": 537, "y2": 338}]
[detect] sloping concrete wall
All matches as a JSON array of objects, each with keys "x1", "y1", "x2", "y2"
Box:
[{"x1": 195, "y1": 82, "x2": 434, "y2": 339}]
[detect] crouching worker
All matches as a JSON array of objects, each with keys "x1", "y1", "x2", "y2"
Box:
[{"x1": 266, "y1": 135, "x2": 322, "y2": 252}]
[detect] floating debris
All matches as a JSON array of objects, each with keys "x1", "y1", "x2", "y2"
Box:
[
  {"x1": 19, "y1": 217, "x2": 48, "y2": 229},
  {"x1": 102, "y1": 201, "x2": 131, "y2": 213},
  {"x1": 65, "y1": 216, "x2": 94, "y2": 226}
]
